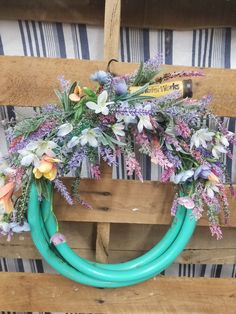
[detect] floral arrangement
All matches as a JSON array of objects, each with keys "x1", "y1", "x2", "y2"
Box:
[{"x1": 0, "y1": 54, "x2": 235, "y2": 240}]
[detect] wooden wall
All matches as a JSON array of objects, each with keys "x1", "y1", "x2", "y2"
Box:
[{"x1": 0, "y1": 0, "x2": 236, "y2": 312}]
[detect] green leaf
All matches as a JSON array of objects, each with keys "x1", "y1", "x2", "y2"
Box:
[
  {"x1": 132, "y1": 61, "x2": 144, "y2": 86},
  {"x1": 75, "y1": 105, "x2": 84, "y2": 121},
  {"x1": 102, "y1": 133, "x2": 126, "y2": 147},
  {"x1": 83, "y1": 87, "x2": 97, "y2": 98},
  {"x1": 69, "y1": 81, "x2": 77, "y2": 95},
  {"x1": 54, "y1": 89, "x2": 63, "y2": 104},
  {"x1": 14, "y1": 117, "x2": 44, "y2": 138}
]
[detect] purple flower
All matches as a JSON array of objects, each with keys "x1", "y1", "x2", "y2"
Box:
[
  {"x1": 57, "y1": 75, "x2": 71, "y2": 92},
  {"x1": 100, "y1": 146, "x2": 117, "y2": 166},
  {"x1": 113, "y1": 78, "x2": 128, "y2": 95},
  {"x1": 90, "y1": 71, "x2": 109, "y2": 85},
  {"x1": 68, "y1": 149, "x2": 86, "y2": 174},
  {"x1": 143, "y1": 53, "x2": 163, "y2": 72},
  {"x1": 9, "y1": 119, "x2": 57, "y2": 153},
  {"x1": 54, "y1": 178, "x2": 73, "y2": 205},
  {"x1": 42, "y1": 104, "x2": 63, "y2": 114},
  {"x1": 165, "y1": 150, "x2": 182, "y2": 168},
  {"x1": 194, "y1": 165, "x2": 211, "y2": 180}
]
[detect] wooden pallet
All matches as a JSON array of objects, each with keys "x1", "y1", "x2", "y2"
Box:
[{"x1": 0, "y1": 1, "x2": 236, "y2": 312}]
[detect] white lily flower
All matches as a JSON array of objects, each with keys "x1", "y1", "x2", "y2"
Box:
[
  {"x1": 19, "y1": 140, "x2": 57, "y2": 166},
  {"x1": 137, "y1": 105, "x2": 153, "y2": 133},
  {"x1": 220, "y1": 135, "x2": 229, "y2": 147},
  {"x1": 205, "y1": 182, "x2": 219, "y2": 199},
  {"x1": 173, "y1": 170, "x2": 194, "y2": 184},
  {"x1": 111, "y1": 123, "x2": 125, "y2": 137},
  {"x1": 57, "y1": 123, "x2": 73, "y2": 137},
  {"x1": 86, "y1": 90, "x2": 111, "y2": 115},
  {"x1": 212, "y1": 144, "x2": 228, "y2": 159},
  {"x1": 67, "y1": 136, "x2": 80, "y2": 149},
  {"x1": 35, "y1": 140, "x2": 57, "y2": 157},
  {"x1": 137, "y1": 116, "x2": 153, "y2": 133},
  {"x1": 22, "y1": 140, "x2": 57, "y2": 157},
  {"x1": 20, "y1": 152, "x2": 40, "y2": 167},
  {"x1": 116, "y1": 113, "x2": 136, "y2": 125},
  {"x1": 80, "y1": 128, "x2": 98, "y2": 147},
  {"x1": 190, "y1": 128, "x2": 215, "y2": 149}
]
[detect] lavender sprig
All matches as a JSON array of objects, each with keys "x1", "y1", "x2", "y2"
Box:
[{"x1": 54, "y1": 178, "x2": 73, "y2": 205}]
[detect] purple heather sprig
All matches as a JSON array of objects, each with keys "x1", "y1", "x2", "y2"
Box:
[
  {"x1": 54, "y1": 178, "x2": 73, "y2": 205},
  {"x1": 9, "y1": 119, "x2": 57, "y2": 153},
  {"x1": 57, "y1": 75, "x2": 71, "y2": 93},
  {"x1": 100, "y1": 146, "x2": 117, "y2": 166},
  {"x1": 143, "y1": 53, "x2": 163, "y2": 72},
  {"x1": 68, "y1": 149, "x2": 86, "y2": 174}
]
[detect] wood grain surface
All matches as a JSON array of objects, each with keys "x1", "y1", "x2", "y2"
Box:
[
  {"x1": 1, "y1": 0, "x2": 236, "y2": 29},
  {"x1": 1, "y1": 222, "x2": 236, "y2": 264},
  {"x1": 53, "y1": 178, "x2": 236, "y2": 227},
  {"x1": 1, "y1": 56, "x2": 236, "y2": 117},
  {"x1": 0, "y1": 272, "x2": 236, "y2": 312}
]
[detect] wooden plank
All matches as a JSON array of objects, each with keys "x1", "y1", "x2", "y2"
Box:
[
  {"x1": 1, "y1": 56, "x2": 236, "y2": 117},
  {"x1": 1, "y1": 0, "x2": 236, "y2": 29},
  {"x1": 54, "y1": 178, "x2": 236, "y2": 227},
  {"x1": 94, "y1": 0, "x2": 121, "y2": 263},
  {"x1": 104, "y1": 0, "x2": 121, "y2": 61},
  {"x1": 0, "y1": 272, "x2": 236, "y2": 312},
  {"x1": 1, "y1": 224, "x2": 236, "y2": 264},
  {"x1": 95, "y1": 222, "x2": 110, "y2": 262}
]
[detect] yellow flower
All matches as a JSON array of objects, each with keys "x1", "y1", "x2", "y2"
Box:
[
  {"x1": 69, "y1": 85, "x2": 82, "y2": 102},
  {"x1": 33, "y1": 156, "x2": 60, "y2": 181},
  {"x1": 0, "y1": 182, "x2": 15, "y2": 213}
]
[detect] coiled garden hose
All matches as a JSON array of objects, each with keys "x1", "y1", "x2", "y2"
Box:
[{"x1": 28, "y1": 182, "x2": 196, "y2": 288}]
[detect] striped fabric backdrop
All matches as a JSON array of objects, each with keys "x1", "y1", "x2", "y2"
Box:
[{"x1": 0, "y1": 20, "x2": 236, "y2": 314}]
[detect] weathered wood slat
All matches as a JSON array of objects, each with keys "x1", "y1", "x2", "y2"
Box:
[
  {"x1": 94, "y1": 0, "x2": 121, "y2": 263},
  {"x1": 95, "y1": 222, "x2": 110, "y2": 262},
  {"x1": 1, "y1": 56, "x2": 236, "y2": 117},
  {"x1": 104, "y1": 0, "x2": 121, "y2": 61},
  {"x1": 1, "y1": 0, "x2": 236, "y2": 29},
  {"x1": 54, "y1": 178, "x2": 236, "y2": 227},
  {"x1": 1, "y1": 223, "x2": 236, "y2": 264},
  {"x1": 0, "y1": 272, "x2": 235, "y2": 312}
]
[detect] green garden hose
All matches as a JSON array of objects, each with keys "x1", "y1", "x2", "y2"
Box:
[{"x1": 28, "y1": 182, "x2": 196, "y2": 288}]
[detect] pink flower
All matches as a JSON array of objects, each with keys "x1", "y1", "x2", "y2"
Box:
[
  {"x1": 90, "y1": 164, "x2": 101, "y2": 180},
  {"x1": 210, "y1": 224, "x2": 223, "y2": 240},
  {"x1": 161, "y1": 167, "x2": 175, "y2": 182},
  {"x1": 177, "y1": 196, "x2": 195, "y2": 209},
  {"x1": 50, "y1": 233, "x2": 66, "y2": 246},
  {"x1": 175, "y1": 120, "x2": 191, "y2": 138},
  {"x1": 125, "y1": 153, "x2": 143, "y2": 182},
  {"x1": 150, "y1": 147, "x2": 173, "y2": 168},
  {"x1": 170, "y1": 198, "x2": 178, "y2": 216},
  {"x1": 191, "y1": 206, "x2": 204, "y2": 220}
]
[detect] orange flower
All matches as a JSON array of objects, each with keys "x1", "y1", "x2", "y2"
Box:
[
  {"x1": 33, "y1": 156, "x2": 60, "y2": 181},
  {"x1": 69, "y1": 85, "x2": 82, "y2": 102},
  {"x1": 0, "y1": 182, "x2": 15, "y2": 213},
  {"x1": 208, "y1": 172, "x2": 220, "y2": 183},
  {"x1": 152, "y1": 137, "x2": 160, "y2": 147}
]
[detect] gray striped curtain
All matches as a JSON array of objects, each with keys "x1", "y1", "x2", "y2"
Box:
[{"x1": 0, "y1": 20, "x2": 236, "y2": 314}]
